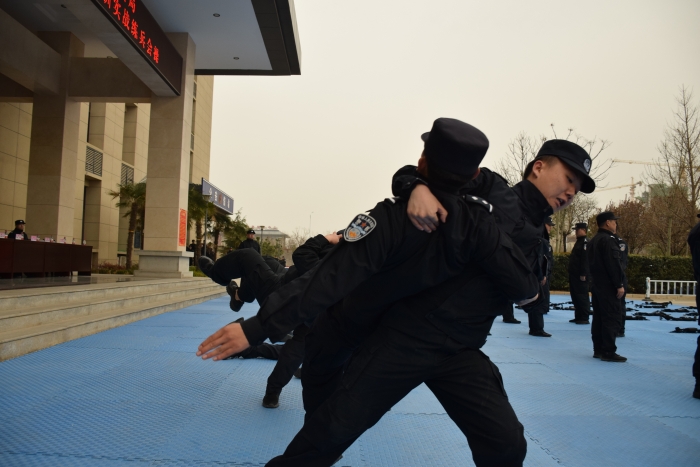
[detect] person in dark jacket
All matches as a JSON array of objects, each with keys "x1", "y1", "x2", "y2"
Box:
[
  {"x1": 262, "y1": 139, "x2": 594, "y2": 467},
  {"x1": 588, "y1": 211, "x2": 627, "y2": 362},
  {"x1": 568, "y1": 222, "x2": 591, "y2": 324},
  {"x1": 8, "y1": 219, "x2": 28, "y2": 240},
  {"x1": 526, "y1": 217, "x2": 555, "y2": 336},
  {"x1": 616, "y1": 234, "x2": 629, "y2": 337},
  {"x1": 686, "y1": 214, "x2": 700, "y2": 399},
  {"x1": 201, "y1": 231, "x2": 339, "y2": 408},
  {"x1": 237, "y1": 229, "x2": 261, "y2": 253}
]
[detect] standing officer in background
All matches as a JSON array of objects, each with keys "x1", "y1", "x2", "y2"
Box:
[
  {"x1": 238, "y1": 229, "x2": 261, "y2": 254},
  {"x1": 8, "y1": 220, "x2": 28, "y2": 239},
  {"x1": 616, "y1": 233, "x2": 629, "y2": 337},
  {"x1": 568, "y1": 222, "x2": 591, "y2": 324},
  {"x1": 589, "y1": 211, "x2": 627, "y2": 362},
  {"x1": 527, "y1": 217, "x2": 554, "y2": 336},
  {"x1": 686, "y1": 214, "x2": 700, "y2": 399}
]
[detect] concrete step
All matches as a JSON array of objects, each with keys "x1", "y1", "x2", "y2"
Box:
[
  {"x1": 0, "y1": 279, "x2": 227, "y2": 361},
  {"x1": 0, "y1": 277, "x2": 210, "y2": 311},
  {"x1": 0, "y1": 281, "x2": 223, "y2": 330}
]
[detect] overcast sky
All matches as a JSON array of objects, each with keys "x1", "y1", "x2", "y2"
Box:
[{"x1": 209, "y1": 0, "x2": 700, "y2": 236}]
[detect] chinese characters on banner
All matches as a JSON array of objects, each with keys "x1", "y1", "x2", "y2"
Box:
[
  {"x1": 101, "y1": 0, "x2": 160, "y2": 63},
  {"x1": 178, "y1": 209, "x2": 187, "y2": 247}
]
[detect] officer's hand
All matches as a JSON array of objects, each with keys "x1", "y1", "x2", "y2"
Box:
[
  {"x1": 197, "y1": 323, "x2": 250, "y2": 361},
  {"x1": 580, "y1": 276, "x2": 586, "y2": 282},
  {"x1": 407, "y1": 184, "x2": 448, "y2": 232},
  {"x1": 616, "y1": 287, "x2": 625, "y2": 299},
  {"x1": 516, "y1": 294, "x2": 539, "y2": 306},
  {"x1": 541, "y1": 277, "x2": 547, "y2": 286},
  {"x1": 324, "y1": 232, "x2": 342, "y2": 244}
]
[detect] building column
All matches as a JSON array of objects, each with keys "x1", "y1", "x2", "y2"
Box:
[
  {"x1": 135, "y1": 34, "x2": 195, "y2": 278},
  {"x1": 25, "y1": 33, "x2": 83, "y2": 241}
]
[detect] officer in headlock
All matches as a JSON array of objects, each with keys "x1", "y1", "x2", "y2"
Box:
[
  {"x1": 588, "y1": 211, "x2": 627, "y2": 362},
  {"x1": 686, "y1": 212, "x2": 700, "y2": 399},
  {"x1": 196, "y1": 118, "x2": 541, "y2": 466},
  {"x1": 568, "y1": 222, "x2": 591, "y2": 324}
]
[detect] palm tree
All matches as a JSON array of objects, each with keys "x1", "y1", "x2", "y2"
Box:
[
  {"x1": 188, "y1": 186, "x2": 216, "y2": 266},
  {"x1": 211, "y1": 211, "x2": 233, "y2": 260},
  {"x1": 109, "y1": 182, "x2": 146, "y2": 269}
]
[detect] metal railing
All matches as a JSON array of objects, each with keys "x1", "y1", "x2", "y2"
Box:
[
  {"x1": 645, "y1": 277, "x2": 697, "y2": 299},
  {"x1": 85, "y1": 146, "x2": 103, "y2": 177},
  {"x1": 121, "y1": 163, "x2": 134, "y2": 185}
]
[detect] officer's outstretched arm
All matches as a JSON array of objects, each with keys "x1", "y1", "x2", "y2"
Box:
[{"x1": 242, "y1": 202, "x2": 402, "y2": 346}]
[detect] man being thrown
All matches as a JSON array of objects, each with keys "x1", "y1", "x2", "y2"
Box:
[
  {"x1": 199, "y1": 230, "x2": 339, "y2": 408},
  {"x1": 197, "y1": 118, "x2": 542, "y2": 466},
  {"x1": 259, "y1": 139, "x2": 595, "y2": 466}
]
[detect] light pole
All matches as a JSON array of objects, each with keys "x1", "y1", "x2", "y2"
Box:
[{"x1": 259, "y1": 225, "x2": 265, "y2": 249}]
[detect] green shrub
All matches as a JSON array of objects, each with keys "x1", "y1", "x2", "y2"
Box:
[
  {"x1": 551, "y1": 253, "x2": 694, "y2": 293},
  {"x1": 93, "y1": 261, "x2": 138, "y2": 275}
]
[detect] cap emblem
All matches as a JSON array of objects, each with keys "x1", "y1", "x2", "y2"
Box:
[{"x1": 583, "y1": 159, "x2": 591, "y2": 173}]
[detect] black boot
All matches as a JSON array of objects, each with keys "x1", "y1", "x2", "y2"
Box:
[
  {"x1": 226, "y1": 281, "x2": 243, "y2": 312},
  {"x1": 198, "y1": 256, "x2": 214, "y2": 277},
  {"x1": 262, "y1": 392, "x2": 280, "y2": 408},
  {"x1": 601, "y1": 352, "x2": 627, "y2": 362}
]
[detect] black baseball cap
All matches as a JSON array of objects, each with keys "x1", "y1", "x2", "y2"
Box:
[
  {"x1": 574, "y1": 222, "x2": 588, "y2": 231},
  {"x1": 531, "y1": 140, "x2": 596, "y2": 194},
  {"x1": 420, "y1": 118, "x2": 489, "y2": 177},
  {"x1": 15, "y1": 219, "x2": 25, "y2": 225},
  {"x1": 596, "y1": 211, "x2": 620, "y2": 225},
  {"x1": 246, "y1": 229, "x2": 256, "y2": 234}
]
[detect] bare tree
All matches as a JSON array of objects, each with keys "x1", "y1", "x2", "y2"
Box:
[
  {"x1": 286, "y1": 227, "x2": 311, "y2": 253},
  {"x1": 604, "y1": 199, "x2": 647, "y2": 254},
  {"x1": 495, "y1": 132, "x2": 544, "y2": 186},
  {"x1": 644, "y1": 85, "x2": 700, "y2": 255},
  {"x1": 550, "y1": 194, "x2": 598, "y2": 252}
]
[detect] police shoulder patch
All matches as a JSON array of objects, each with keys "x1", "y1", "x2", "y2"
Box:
[
  {"x1": 620, "y1": 243, "x2": 626, "y2": 251},
  {"x1": 344, "y1": 213, "x2": 377, "y2": 242},
  {"x1": 463, "y1": 195, "x2": 493, "y2": 213}
]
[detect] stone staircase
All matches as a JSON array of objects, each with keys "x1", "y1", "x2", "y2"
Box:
[{"x1": 0, "y1": 278, "x2": 226, "y2": 361}]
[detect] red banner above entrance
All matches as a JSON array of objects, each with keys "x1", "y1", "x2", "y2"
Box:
[{"x1": 91, "y1": 0, "x2": 183, "y2": 95}]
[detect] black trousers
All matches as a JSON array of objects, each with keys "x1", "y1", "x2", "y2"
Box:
[
  {"x1": 694, "y1": 294, "x2": 700, "y2": 381},
  {"x1": 266, "y1": 324, "x2": 310, "y2": 396},
  {"x1": 236, "y1": 343, "x2": 283, "y2": 360},
  {"x1": 591, "y1": 284, "x2": 620, "y2": 354},
  {"x1": 569, "y1": 275, "x2": 591, "y2": 321},
  {"x1": 526, "y1": 280, "x2": 549, "y2": 332},
  {"x1": 619, "y1": 280, "x2": 628, "y2": 333},
  {"x1": 267, "y1": 323, "x2": 526, "y2": 467},
  {"x1": 208, "y1": 249, "x2": 284, "y2": 304}
]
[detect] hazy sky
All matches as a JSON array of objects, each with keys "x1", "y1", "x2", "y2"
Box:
[{"x1": 209, "y1": 0, "x2": 700, "y2": 236}]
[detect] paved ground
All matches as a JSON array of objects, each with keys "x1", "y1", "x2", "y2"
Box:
[{"x1": 1, "y1": 294, "x2": 698, "y2": 466}]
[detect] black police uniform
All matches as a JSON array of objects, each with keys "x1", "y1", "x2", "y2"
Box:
[
  {"x1": 259, "y1": 191, "x2": 537, "y2": 467},
  {"x1": 568, "y1": 234, "x2": 591, "y2": 322},
  {"x1": 588, "y1": 227, "x2": 626, "y2": 356},
  {"x1": 237, "y1": 237, "x2": 261, "y2": 254},
  {"x1": 685, "y1": 221, "x2": 700, "y2": 397},
  {"x1": 616, "y1": 235, "x2": 629, "y2": 335},
  {"x1": 8, "y1": 228, "x2": 28, "y2": 240},
  {"x1": 526, "y1": 227, "x2": 553, "y2": 332},
  {"x1": 207, "y1": 234, "x2": 335, "y2": 400}
]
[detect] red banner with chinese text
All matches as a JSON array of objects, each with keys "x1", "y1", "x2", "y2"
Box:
[{"x1": 178, "y1": 209, "x2": 187, "y2": 247}]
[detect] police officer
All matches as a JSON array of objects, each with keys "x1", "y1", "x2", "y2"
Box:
[
  {"x1": 589, "y1": 211, "x2": 627, "y2": 362},
  {"x1": 200, "y1": 231, "x2": 339, "y2": 409},
  {"x1": 568, "y1": 222, "x2": 591, "y2": 324},
  {"x1": 8, "y1": 220, "x2": 28, "y2": 239},
  {"x1": 616, "y1": 233, "x2": 629, "y2": 337},
  {"x1": 686, "y1": 213, "x2": 700, "y2": 399},
  {"x1": 264, "y1": 140, "x2": 595, "y2": 466},
  {"x1": 196, "y1": 118, "x2": 538, "y2": 374},
  {"x1": 237, "y1": 229, "x2": 261, "y2": 253},
  {"x1": 527, "y1": 217, "x2": 555, "y2": 336}
]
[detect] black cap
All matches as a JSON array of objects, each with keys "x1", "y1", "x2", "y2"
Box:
[
  {"x1": 420, "y1": 118, "x2": 489, "y2": 177},
  {"x1": 596, "y1": 211, "x2": 620, "y2": 225},
  {"x1": 545, "y1": 217, "x2": 555, "y2": 226},
  {"x1": 533, "y1": 139, "x2": 596, "y2": 194},
  {"x1": 246, "y1": 229, "x2": 256, "y2": 234},
  {"x1": 15, "y1": 219, "x2": 25, "y2": 225},
  {"x1": 574, "y1": 222, "x2": 588, "y2": 231}
]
